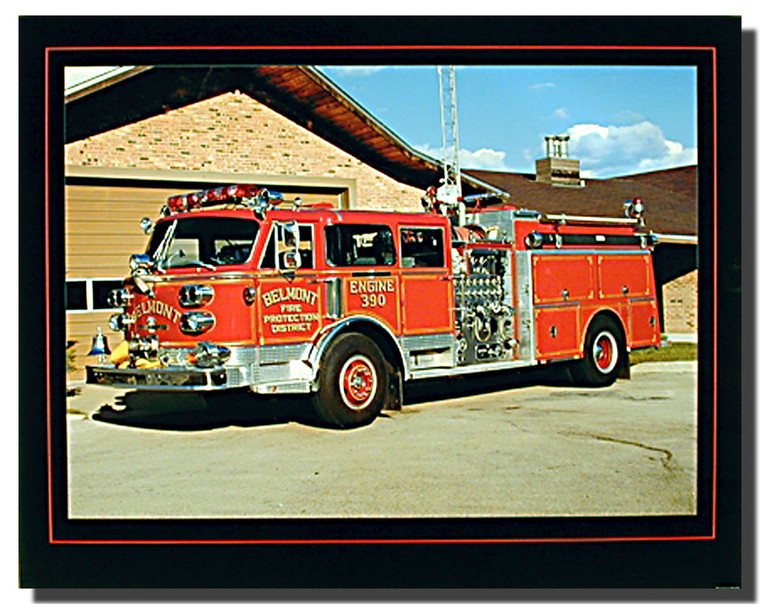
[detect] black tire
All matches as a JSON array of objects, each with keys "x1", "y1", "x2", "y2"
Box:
[
  {"x1": 570, "y1": 316, "x2": 626, "y2": 387},
  {"x1": 312, "y1": 333, "x2": 389, "y2": 428}
]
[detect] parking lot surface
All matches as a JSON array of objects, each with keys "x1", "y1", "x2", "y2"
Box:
[{"x1": 66, "y1": 361, "x2": 697, "y2": 519}]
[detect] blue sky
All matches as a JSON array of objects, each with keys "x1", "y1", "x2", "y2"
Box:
[
  {"x1": 318, "y1": 65, "x2": 698, "y2": 179},
  {"x1": 66, "y1": 64, "x2": 698, "y2": 179}
]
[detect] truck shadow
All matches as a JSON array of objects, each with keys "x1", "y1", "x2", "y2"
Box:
[
  {"x1": 403, "y1": 364, "x2": 573, "y2": 405},
  {"x1": 91, "y1": 390, "x2": 315, "y2": 432},
  {"x1": 91, "y1": 364, "x2": 576, "y2": 432}
]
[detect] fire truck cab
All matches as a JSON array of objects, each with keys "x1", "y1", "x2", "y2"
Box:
[{"x1": 87, "y1": 185, "x2": 661, "y2": 428}]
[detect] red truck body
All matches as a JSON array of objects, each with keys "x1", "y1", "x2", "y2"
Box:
[{"x1": 87, "y1": 185, "x2": 660, "y2": 427}]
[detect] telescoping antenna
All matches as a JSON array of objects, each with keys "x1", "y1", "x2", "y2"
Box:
[{"x1": 437, "y1": 65, "x2": 464, "y2": 224}]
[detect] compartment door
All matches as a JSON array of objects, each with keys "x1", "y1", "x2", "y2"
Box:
[
  {"x1": 598, "y1": 254, "x2": 653, "y2": 299},
  {"x1": 399, "y1": 226, "x2": 454, "y2": 335},
  {"x1": 532, "y1": 254, "x2": 595, "y2": 304},
  {"x1": 534, "y1": 305, "x2": 581, "y2": 360},
  {"x1": 629, "y1": 299, "x2": 660, "y2": 347}
]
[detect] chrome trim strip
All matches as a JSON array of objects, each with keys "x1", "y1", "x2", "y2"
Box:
[
  {"x1": 529, "y1": 250, "x2": 652, "y2": 256},
  {"x1": 409, "y1": 359, "x2": 535, "y2": 380},
  {"x1": 515, "y1": 251, "x2": 536, "y2": 364},
  {"x1": 325, "y1": 277, "x2": 343, "y2": 319},
  {"x1": 543, "y1": 213, "x2": 639, "y2": 226},
  {"x1": 650, "y1": 233, "x2": 698, "y2": 245},
  {"x1": 136, "y1": 272, "x2": 258, "y2": 282}
]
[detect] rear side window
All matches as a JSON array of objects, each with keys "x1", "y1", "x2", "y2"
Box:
[
  {"x1": 400, "y1": 227, "x2": 445, "y2": 268},
  {"x1": 325, "y1": 224, "x2": 396, "y2": 267}
]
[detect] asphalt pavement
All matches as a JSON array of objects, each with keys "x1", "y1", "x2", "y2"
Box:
[{"x1": 66, "y1": 361, "x2": 698, "y2": 519}]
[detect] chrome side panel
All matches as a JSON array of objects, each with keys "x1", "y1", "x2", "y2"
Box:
[
  {"x1": 401, "y1": 333, "x2": 456, "y2": 372},
  {"x1": 408, "y1": 358, "x2": 534, "y2": 380},
  {"x1": 471, "y1": 210, "x2": 516, "y2": 243},
  {"x1": 325, "y1": 277, "x2": 344, "y2": 319},
  {"x1": 515, "y1": 250, "x2": 536, "y2": 364},
  {"x1": 258, "y1": 343, "x2": 310, "y2": 365}
]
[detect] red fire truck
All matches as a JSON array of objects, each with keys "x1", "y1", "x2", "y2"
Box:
[{"x1": 87, "y1": 184, "x2": 661, "y2": 428}]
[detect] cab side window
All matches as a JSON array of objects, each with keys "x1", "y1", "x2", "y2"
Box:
[
  {"x1": 325, "y1": 224, "x2": 396, "y2": 267},
  {"x1": 400, "y1": 227, "x2": 445, "y2": 268}
]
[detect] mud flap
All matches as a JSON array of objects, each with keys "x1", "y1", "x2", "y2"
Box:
[
  {"x1": 620, "y1": 353, "x2": 631, "y2": 379},
  {"x1": 384, "y1": 369, "x2": 404, "y2": 410}
]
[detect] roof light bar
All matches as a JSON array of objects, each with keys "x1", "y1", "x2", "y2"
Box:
[{"x1": 165, "y1": 185, "x2": 284, "y2": 214}]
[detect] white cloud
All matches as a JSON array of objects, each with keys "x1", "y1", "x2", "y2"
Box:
[
  {"x1": 638, "y1": 140, "x2": 698, "y2": 172},
  {"x1": 551, "y1": 107, "x2": 569, "y2": 120},
  {"x1": 319, "y1": 66, "x2": 388, "y2": 77},
  {"x1": 415, "y1": 144, "x2": 507, "y2": 171},
  {"x1": 566, "y1": 121, "x2": 696, "y2": 178},
  {"x1": 529, "y1": 82, "x2": 555, "y2": 91},
  {"x1": 460, "y1": 148, "x2": 508, "y2": 170}
]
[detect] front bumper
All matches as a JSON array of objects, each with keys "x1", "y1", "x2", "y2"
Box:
[
  {"x1": 86, "y1": 364, "x2": 231, "y2": 390},
  {"x1": 86, "y1": 358, "x2": 315, "y2": 394}
]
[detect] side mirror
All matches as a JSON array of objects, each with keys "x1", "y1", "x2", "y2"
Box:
[
  {"x1": 140, "y1": 217, "x2": 153, "y2": 234},
  {"x1": 282, "y1": 250, "x2": 302, "y2": 270},
  {"x1": 281, "y1": 221, "x2": 300, "y2": 249}
]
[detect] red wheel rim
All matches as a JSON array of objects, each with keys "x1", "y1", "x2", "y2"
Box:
[
  {"x1": 593, "y1": 331, "x2": 618, "y2": 374},
  {"x1": 339, "y1": 355, "x2": 377, "y2": 410}
]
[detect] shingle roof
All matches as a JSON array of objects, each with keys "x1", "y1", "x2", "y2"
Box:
[
  {"x1": 465, "y1": 166, "x2": 697, "y2": 236},
  {"x1": 64, "y1": 65, "x2": 501, "y2": 197}
]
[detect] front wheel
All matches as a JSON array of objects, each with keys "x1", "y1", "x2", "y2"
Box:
[
  {"x1": 569, "y1": 316, "x2": 626, "y2": 387},
  {"x1": 312, "y1": 333, "x2": 389, "y2": 428}
]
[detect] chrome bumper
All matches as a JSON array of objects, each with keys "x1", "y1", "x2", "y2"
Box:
[
  {"x1": 86, "y1": 364, "x2": 232, "y2": 391},
  {"x1": 86, "y1": 358, "x2": 314, "y2": 394}
]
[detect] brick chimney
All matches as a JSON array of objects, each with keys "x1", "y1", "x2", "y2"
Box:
[{"x1": 535, "y1": 134, "x2": 584, "y2": 187}]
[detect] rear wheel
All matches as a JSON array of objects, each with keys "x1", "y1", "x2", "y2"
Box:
[
  {"x1": 570, "y1": 316, "x2": 626, "y2": 387},
  {"x1": 312, "y1": 333, "x2": 388, "y2": 428}
]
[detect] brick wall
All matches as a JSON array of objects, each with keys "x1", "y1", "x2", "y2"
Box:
[
  {"x1": 66, "y1": 91, "x2": 423, "y2": 212},
  {"x1": 662, "y1": 269, "x2": 698, "y2": 333}
]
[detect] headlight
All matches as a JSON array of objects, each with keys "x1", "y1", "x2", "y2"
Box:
[
  {"x1": 109, "y1": 313, "x2": 134, "y2": 332},
  {"x1": 180, "y1": 311, "x2": 216, "y2": 335},
  {"x1": 179, "y1": 284, "x2": 214, "y2": 308},
  {"x1": 107, "y1": 288, "x2": 133, "y2": 308}
]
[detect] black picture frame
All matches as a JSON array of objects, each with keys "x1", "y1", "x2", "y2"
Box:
[{"x1": 19, "y1": 15, "x2": 743, "y2": 590}]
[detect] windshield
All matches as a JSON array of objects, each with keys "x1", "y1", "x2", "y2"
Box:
[{"x1": 147, "y1": 216, "x2": 260, "y2": 269}]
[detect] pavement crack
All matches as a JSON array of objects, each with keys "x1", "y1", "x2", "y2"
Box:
[
  {"x1": 564, "y1": 431, "x2": 675, "y2": 470},
  {"x1": 591, "y1": 435, "x2": 674, "y2": 469}
]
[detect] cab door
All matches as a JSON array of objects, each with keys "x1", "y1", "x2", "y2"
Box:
[
  {"x1": 398, "y1": 225, "x2": 454, "y2": 335},
  {"x1": 255, "y1": 221, "x2": 323, "y2": 345}
]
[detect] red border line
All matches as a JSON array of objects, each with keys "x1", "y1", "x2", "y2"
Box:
[
  {"x1": 712, "y1": 47, "x2": 719, "y2": 540},
  {"x1": 47, "y1": 45, "x2": 718, "y2": 545},
  {"x1": 50, "y1": 535, "x2": 716, "y2": 545},
  {"x1": 45, "y1": 48, "x2": 54, "y2": 544}
]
